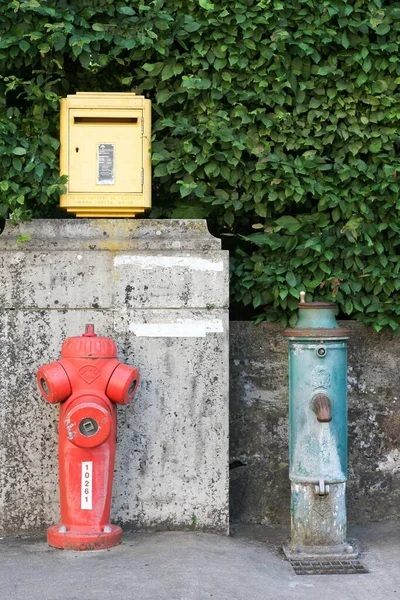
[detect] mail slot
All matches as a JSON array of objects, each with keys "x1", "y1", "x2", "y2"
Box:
[{"x1": 60, "y1": 92, "x2": 151, "y2": 218}]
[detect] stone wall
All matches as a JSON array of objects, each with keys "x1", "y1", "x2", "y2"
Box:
[
  {"x1": 230, "y1": 322, "x2": 400, "y2": 525},
  {"x1": 0, "y1": 218, "x2": 398, "y2": 538},
  {"x1": 0, "y1": 219, "x2": 229, "y2": 537}
]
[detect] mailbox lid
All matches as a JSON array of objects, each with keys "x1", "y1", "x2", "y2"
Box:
[{"x1": 68, "y1": 108, "x2": 143, "y2": 193}]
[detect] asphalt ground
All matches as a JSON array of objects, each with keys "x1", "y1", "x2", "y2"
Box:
[{"x1": 0, "y1": 520, "x2": 399, "y2": 600}]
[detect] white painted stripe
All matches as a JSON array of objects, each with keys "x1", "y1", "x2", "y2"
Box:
[
  {"x1": 129, "y1": 319, "x2": 224, "y2": 338},
  {"x1": 114, "y1": 255, "x2": 224, "y2": 271},
  {"x1": 81, "y1": 461, "x2": 92, "y2": 510}
]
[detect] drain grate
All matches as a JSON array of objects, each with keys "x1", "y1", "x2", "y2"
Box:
[{"x1": 290, "y1": 559, "x2": 369, "y2": 576}]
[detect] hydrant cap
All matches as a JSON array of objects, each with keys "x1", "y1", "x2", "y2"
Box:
[
  {"x1": 61, "y1": 324, "x2": 117, "y2": 359},
  {"x1": 283, "y1": 292, "x2": 350, "y2": 339}
]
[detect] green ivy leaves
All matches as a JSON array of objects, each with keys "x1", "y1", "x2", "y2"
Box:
[{"x1": 0, "y1": 0, "x2": 399, "y2": 330}]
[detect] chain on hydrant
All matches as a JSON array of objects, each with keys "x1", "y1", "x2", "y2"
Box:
[
  {"x1": 282, "y1": 293, "x2": 359, "y2": 560},
  {"x1": 37, "y1": 324, "x2": 139, "y2": 551}
]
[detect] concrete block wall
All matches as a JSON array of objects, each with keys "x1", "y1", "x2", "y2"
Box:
[
  {"x1": 1, "y1": 218, "x2": 398, "y2": 537},
  {"x1": 0, "y1": 219, "x2": 229, "y2": 537},
  {"x1": 230, "y1": 322, "x2": 400, "y2": 525}
]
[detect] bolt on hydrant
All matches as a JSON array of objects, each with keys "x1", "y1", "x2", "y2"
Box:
[
  {"x1": 37, "y1": 325, "x2": 139, "y2": 551},
  {"x1": 283, "y1": 293, "x2": 358, "y2": 560}
]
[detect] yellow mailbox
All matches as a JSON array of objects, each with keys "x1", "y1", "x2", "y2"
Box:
[{"x1": 60, "y1": 92, "x2": 151, "y2": 218}]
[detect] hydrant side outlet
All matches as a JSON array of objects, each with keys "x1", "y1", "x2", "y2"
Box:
[
  {"x1": 36, "y1": 325, "x2": 140, "y2": 551},
  {"x1": 282, "y1": 295, "x2": 358, "y2": 561},
  {"x1": 37, "y1": 362, "x2": 72, "y2": 404}
]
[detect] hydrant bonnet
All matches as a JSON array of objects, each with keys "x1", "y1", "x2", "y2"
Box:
[{"x1": 61, "y1": 324, "x2": 118, "y2": 358}]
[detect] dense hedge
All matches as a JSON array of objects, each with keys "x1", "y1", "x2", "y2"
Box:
[{"x1": 1, "y1": 1, "x2": 400, "y2": 331}]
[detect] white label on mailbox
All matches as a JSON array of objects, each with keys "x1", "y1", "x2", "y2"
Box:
[
  {"x1": 81, "y1": 461, "x2": 93, "y2": 510},
  {"x1": 98, "y1": 143, "x2": 115, "y2": 185}
]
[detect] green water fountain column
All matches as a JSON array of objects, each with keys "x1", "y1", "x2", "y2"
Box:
[{"x1": 283, "y1": 292, "x2": 358, "y2": 560}]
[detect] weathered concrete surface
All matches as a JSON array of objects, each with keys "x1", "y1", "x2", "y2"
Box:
[
  {"x1": 230, "y1": 323, "x2": 289, "y2": 525},
  {"x1": 1, "y1": 522, "x2": 399, "y2": 600},
  {"x1": 0, "y1": 219, "x2": 229, "y2": 537},
  {"x1": 230, "y1": 321, "x2": 400, "y2": 525}
]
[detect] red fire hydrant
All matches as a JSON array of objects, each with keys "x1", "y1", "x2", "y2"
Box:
[{"x1": 37, "y1": 324, "x2": 139, "y2": 551}]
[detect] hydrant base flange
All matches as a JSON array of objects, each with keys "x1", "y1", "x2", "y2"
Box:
[
  {"x1": 47, "y1": 524, "x2": 123, "y2": 551},
  {"x1": 282, "y1": 540, "x2": 359, "y2": 561}
]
